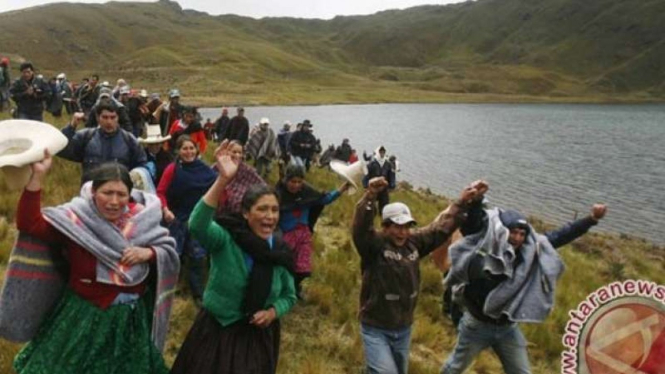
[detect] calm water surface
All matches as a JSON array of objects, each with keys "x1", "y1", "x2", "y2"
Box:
[{"x1": 201, "y1": 104, "x2": 665, "y2": 244}]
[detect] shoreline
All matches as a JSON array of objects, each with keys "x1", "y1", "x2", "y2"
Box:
[
  {"x1": 195, "y1": 100, "x2": 665, "y2": 110},
  {"x1": 189, "y1": 95, "x2": 665, "y2": 108}
]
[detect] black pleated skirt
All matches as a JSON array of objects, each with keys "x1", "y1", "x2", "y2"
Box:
[{"x1": 171, "y1": 308, "x2": 280, "y2": 374}]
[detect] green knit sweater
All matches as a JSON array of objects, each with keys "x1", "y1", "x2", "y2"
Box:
[{"x1": 189, "y1": 200, "x2": 296, "y2": 326}]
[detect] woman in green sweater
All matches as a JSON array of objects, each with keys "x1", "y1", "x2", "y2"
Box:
[{"x1": 171, "y1": 140, "x2": 296, "y2": 374}]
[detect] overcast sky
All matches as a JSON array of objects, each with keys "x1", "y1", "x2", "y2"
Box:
[{"x1": 0, "y1": 0, "x2": 466, "y2": 19}]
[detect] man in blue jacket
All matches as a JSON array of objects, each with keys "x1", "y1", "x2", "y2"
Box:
[
  {"x1": 58, "y1": 102, "x2": 147, "y2": 184},
  {"x1": 441, "y1": 192, "x2": 607, "y2": 374}
]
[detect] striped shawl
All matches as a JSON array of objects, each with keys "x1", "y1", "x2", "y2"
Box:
[{"x1": 0, "y1": 187, "x2": 179, "y2": 352}]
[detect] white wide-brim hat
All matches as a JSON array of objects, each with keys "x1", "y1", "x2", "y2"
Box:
[
  {"x1": 329, "y1": 159, "x2": 368, "y2": 195},
  {"x1": 139, "y1": 124, "x2": 171, "y2": 144},
  {"x1": 0, "y1": 120, "x2": 69, "y2": 190}
]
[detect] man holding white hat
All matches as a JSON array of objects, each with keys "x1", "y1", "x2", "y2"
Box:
[{"x1": 352, "y1": 177, "x2": 487, "y2": 374}]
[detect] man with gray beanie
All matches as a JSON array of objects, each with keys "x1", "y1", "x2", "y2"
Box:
[
  {"x1": 84, "y1": 87, "x2": 132, "y2": 132},
  {"x1": 442, "y1": 194, "x2": 607, "y2": 374},
  {"x1": 352, "y1": 177, "x2": 487, "y2": 374}
]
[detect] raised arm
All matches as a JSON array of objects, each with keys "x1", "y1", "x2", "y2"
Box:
[
  {"x1": 413, "y1": 180, "x2": 488, "y2": 257},
  {"x1": 18, "y1": 150, "x2": 64, "y2": 242},
  {"x1": 201, "y1": 140, "x2": 238, "y2": 208},
  {"x1": 189, "y1": 140, "x2": 239, "y2": 251},
  {"x1": 352, "y1": 177, "x2": 386, "y2": 260},
  {"x1": 546, "y1": 204, "x2": 607, "y2": 249},
  {"x1": 320, "y1": 181, "x2": 350, "y2": 206},
  {"x1": 57, "y1": 113, "x2": 87, "y2": 162}
]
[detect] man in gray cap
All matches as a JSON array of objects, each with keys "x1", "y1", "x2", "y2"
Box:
[
  {"x1": 154, "y1": 89, "x2": 183, "y2": 135},
  {"x1": 352, "y1": 176, "x2": 486, "y2": 374}
]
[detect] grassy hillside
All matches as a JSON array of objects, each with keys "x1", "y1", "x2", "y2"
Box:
[
  {"x1": 0, "y1": 0, "x2": 664, "y2": 104},
  {"x1": 0, "y1": 112, "x2": 663, "y2": 373}
]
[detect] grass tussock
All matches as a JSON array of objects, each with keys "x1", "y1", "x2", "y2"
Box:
[{"x1": 0, "y1": 112, "x2": 663, "y2": 373}]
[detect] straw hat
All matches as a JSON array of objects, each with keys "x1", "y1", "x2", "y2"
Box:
[
  {"x1": 139, "y1": 124, "x2": 171, "y2": 144},
  {"x1": 0, "y1": 120, "x2": 69, "y2": 190},
  {"x1": 329, "y1": 159, "x2": 368, "y2": 195}
]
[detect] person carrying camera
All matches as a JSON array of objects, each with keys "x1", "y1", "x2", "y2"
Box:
[{"x1": 9, "y1": 62, "x2": 51, "y2": 121}]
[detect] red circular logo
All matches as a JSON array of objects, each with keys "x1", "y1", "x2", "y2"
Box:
[{"x1": 580, "y1": 299, "x2": 665, "y2": 374}]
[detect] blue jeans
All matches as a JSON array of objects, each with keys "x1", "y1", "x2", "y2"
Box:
[
  {"x1": 361, "y1": 323, "x2": 412, "y2": 374},
  {"x1": 441, "y1": 313, "x2": 531, "y2": 374}
]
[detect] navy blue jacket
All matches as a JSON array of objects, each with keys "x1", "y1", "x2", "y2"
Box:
[
  {"x1": 288, "y1": 130, "x2": 317, "y2": 158},
  {"x1": 58, "y1": 125, "x2": 147, "y2": 184}
]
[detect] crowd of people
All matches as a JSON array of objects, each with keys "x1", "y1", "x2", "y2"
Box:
[{"x1": 0, "y1": 60, "x2": 609, "y2": 374}]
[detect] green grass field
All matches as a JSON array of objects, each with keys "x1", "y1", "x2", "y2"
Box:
[{"x1": 0, "y1": 112, "x2": 662, "y2": 373}]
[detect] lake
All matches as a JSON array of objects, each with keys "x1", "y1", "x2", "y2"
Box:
[{"x1": 201, "y1": 103, "x2": 665, "y2": 245}]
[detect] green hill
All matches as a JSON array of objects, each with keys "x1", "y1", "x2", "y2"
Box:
[{"x1": 0, "y1": 0, "x2": 664, "y2": 104}]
